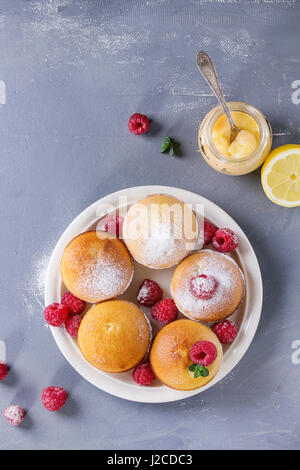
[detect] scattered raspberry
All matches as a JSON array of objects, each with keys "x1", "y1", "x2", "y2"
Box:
[
  {"x1": 132, "y1": 362, "x2": 156, "y2": 386},
  {"x1": 151, "y1": 298, "x2": 178, "y2": 325},
  {"x1": 212, "y1": 228, "x2": 239, "y2": 253},
  {"x1": 128, "y1": 113, "x2": 150, "y2": 135},
  {"x1": 203, "y1": 220, "x2": 218, "y2": 245},
  {"x1": 61, "y1": 291, "x2": 86, "y2": 315},
  {"x1": 189, "y1": 341, "x2": 217, "y2": 366},
  {"x1": 104, "y1": 215, "x2": 124, "y2": 238},
  {"x1": 0, "y1": 361, "x2": 8, "y2": 381},
  {"x1": 41, "y1": 386, "x2": 67, "y2": 411},
  {"x1": 44, "y1": 303, "x2": 69, "y2": 327},
  {"x1": 65, "y1": 314, "x2": 82, "y2": 337},
  {"x1": 212, "y1": 320, "x2": 239, "y2": 344},
  {"x1": 3, "y1": 405, "x2": 25, "y2": 426},
  {"x1": 190, "y1": 274, "x2": 217, "y2": 300},
  {"x1": 137, "y1": 279, "x2": 163, "y2": 307}
]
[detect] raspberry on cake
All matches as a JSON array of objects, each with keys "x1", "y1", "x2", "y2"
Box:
[
  {"x1": 3, "y1": 405, "x2": 25, "y2": 426},
  {"x1": 61, "y1": 291, "x2": 86, "y2": 315},
  {"x1": 190, "y1": 274, "x2": 217, "y2": 300},
  {"x1": 44, "y1": 303, "x2": 69, "y2": 327},
  {"x1": 212, "y1": 320, "x2": 239, "y2": 344},
  {"x1": 41, "y1": 386, "x2": 67, "y2": 412},
  {"x1": 132, "y1": 362, "x2": 156, "y2": 386},
  {"x1": 128, "y1": 113, "x2": 150, "y2": 135},
  {"x1": 137, "y1": 279, "x2": 163, "y2": 307},
  {"x1": 189, "y1": 340, "x2": 217, "y2": 366},
  {"x1": 151, "y1": 298, "x2": 178, "y2": 325},
  {"x1": 212, "y1": 228, "x2": 239, "y2": 253}
]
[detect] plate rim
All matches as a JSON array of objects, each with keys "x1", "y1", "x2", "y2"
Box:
[{"x1": 45, "y1": 185, "x2": 263, "y2": 403}]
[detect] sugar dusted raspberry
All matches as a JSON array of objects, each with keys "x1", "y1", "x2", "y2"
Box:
[
  {"x1": 128, "y1": 113, "x2": 150, "y2": 135},
  {"x1": 65, "y1": 314, "x2": 82, "y2": 337},
  {"x1": 212, "y1": 320, "x2": 239, "y2": 344},
  {"x1": 151, "y1": 298, "x2": 178, "y2": 325},
  {"x1": 44, "y1": 303, "x2": 69, "y2": 327},
  {"x1": 61, "y1": 291, "x2": 86, "y2": 315},
  {"x1": 3, "y1": 405, "x2": 25, "y2": 426},
  {"x1": 137, "y1": 279, "x2": 163, "y2": 307},
  {"x1": 212, "y1": 228, "x2": 239, "y2": 253},
  {"x1": 104, "y1": 215, "x2": 124, "y2": 238},
  {"x1": 132, "y1": 362, "x2": 156, "y2": 386},
  {"x1": 203, "y1": 220, "x2": 218, "y2": 245},
  {"x1": 0, "y1": 361, "x2": 8, "y2": 381},
  {"x1": 190, "y1": 274, "x2": 217, "y2": 300},
  {"x1": 190, "y1": 341, "x2": 217, "y2": 366},
  {"x1": 41, "y1": 386, "x2": 67, "y2": 411}
]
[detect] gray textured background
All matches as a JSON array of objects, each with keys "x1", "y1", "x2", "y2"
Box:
[{"x1": 0, "y1": 0, "x2": 300, "y2": 450}]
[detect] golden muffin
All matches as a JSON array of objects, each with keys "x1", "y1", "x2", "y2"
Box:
[
  {"x1": 171, "y1": 250, "x2": 245, "y2": 322},
  {"x1": 123, "y1": 194, "x2": 198, "y2": 269},
  {"x1": 78, "y1": 300, "x2": 151, "y2": 373},
  {"x1": 150, "y1": 319, "x2": 222, "y2": 390},
  {"x1": 60, "y1": 231, "x2": 133, "y2": 303}
]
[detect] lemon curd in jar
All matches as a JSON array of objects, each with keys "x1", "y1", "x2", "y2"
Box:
[{"x1": 198, "y1": 102, "x2": 272, "y2": 175}]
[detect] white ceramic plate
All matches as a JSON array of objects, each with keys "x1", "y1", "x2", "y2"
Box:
[{"x1": 45, "y1": 185, "x2": 263, "y2": 403}]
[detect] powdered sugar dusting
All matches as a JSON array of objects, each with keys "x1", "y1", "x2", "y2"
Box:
[
  {"x1": 173, "y1": 250, "x2": 244, "y2": 321},
  {"x1": 24, "y1": 248, "x2": 52, "y2": 318},
  {"x1": 77, "y1": 255, "x2": 131, "y2": 299},
  {"x1": 144, "y1": 223, "x2": 177, "y2": 264}
]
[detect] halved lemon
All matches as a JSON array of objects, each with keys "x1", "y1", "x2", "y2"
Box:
[{"x1": 261, "y1": 144, "x2": 300, "y2": 207}]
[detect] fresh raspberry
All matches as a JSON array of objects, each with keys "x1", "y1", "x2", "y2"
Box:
[
  {"x1": 104, "y1": 215, "x2": 124, "y2": 238},
  {"x1": 212, "y1": 320, "x2": 239, "y2": 344},
  {"x1": 44, "y1": 303, "x2": 69, "y2": 327},
  {"x1": 128, "y1": 113, "x2": 150, "y2": 135},
  {"x1": 137, "y1": 279, "x2": 163, "y2": 307},
  {"x1": 203, "y1": 220, "x2": 218, "y2": 245},
  {"x1": 190, "y1": 274, "x2": 217, "y2": 300},
  {"x1": 0, "y1": 361, "x2": 8, "y2": 381},
  {"x1": 132, "y1": 362, "x2": 156, "y2": 386},
  {"x1": 41, "y1": 386, "x2": 67, "y2": 411},
  {"x1": 212, "y1": 228, "x2": 239, "y2": 253},
  {"x1": 189, "y1": 341, "x2": 217, "y2": 366},
  {"x1": 65, "y1": 314, "x2": 82, "y2": 337},
  {"x1": 61, "y1": 291, "x2": 86, "y2": 315},
  {"x1": 151, "y1": 298, "x2": 178, "y2": 325},
  {"x1": 3, "y1": 405, "x2": 25, "y2": 426}
]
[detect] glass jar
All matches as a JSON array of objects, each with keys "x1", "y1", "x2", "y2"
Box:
[{"x1": 198, "y1": 101, "x2": 272, "y2": 175}]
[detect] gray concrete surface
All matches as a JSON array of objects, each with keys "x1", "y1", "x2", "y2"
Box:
[{"x1": 0, "y1": 0, "x2": 300, "y2": 450}]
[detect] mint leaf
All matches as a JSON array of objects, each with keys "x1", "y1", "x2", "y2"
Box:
[
  {"x1": 160, "y1": 136, "x2": 180, "y2": 156},
  {"x1": 160, "y1": 142, "x2": 170, "y2": 153},
  {"x1": 189, "y1": 363, "x2": 209, "y2": 378},
  {"x1": 199, "y1": 365, "x2": 209, "y2": 377},
  {"x1": 194, "y1": 366, "x2": 202, "y2": 378}
]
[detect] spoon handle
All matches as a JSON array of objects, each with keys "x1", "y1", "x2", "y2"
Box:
[{"x1": 196, "y1": 51, "x2": 238, "y2": 133}]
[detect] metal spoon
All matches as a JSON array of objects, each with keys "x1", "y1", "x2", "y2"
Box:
[{"x1": 196, "y1": 51, "x2": 239, "y2": 143}]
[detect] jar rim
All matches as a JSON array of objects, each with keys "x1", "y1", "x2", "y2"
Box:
[{"x1": 203, "y1": 101, "x2": 270, "y2": 164}]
